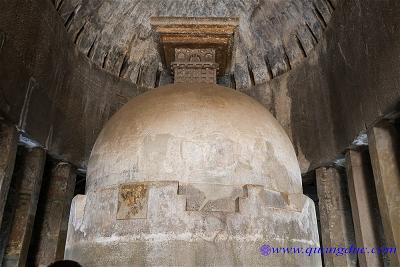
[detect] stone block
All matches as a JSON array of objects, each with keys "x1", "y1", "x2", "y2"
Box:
[{"x1": 65, "y1": 182, "x2": 321, "y2": 266}]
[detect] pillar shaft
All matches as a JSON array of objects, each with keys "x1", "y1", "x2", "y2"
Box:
[
  {"x1": 34, "y1": 162, "x2": 76, "y2": 266},
  {"x1": 0, "y1": 123, "x2": 18, "y2": 226},
  {"x1": 2, "y1": 147, "x2": 46, "y2": 267},
  {"x1": 316, "y1": 167, "x2": 356, "y2": 267},
  {"x1": 368, "y1": 122, "x2": 400, "y2": 266},
  {"x1": 345, "y1": 149, "x2": 384, "y2": 267}
]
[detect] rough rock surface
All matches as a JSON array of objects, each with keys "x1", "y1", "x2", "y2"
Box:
[
  {"x1": 2, "y1": 0, "x2": 400, "y2": 173},
  {"x1": 54, "y1": 0, "x2": 338, "y2": 89}
]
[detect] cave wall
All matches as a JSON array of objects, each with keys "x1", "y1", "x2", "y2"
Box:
[
  {"x1": 261, "y1": 0, "x2": 400, "y2": 172},
  {"x1": 51, "y1": 0, "x2": 338, "y2": 89},
  {"x1": 0, "y1": 0, "x2": 139, "y2": 168},
  {"x1": 1, "y1": 0, "x2": 400, "y2": 173}
]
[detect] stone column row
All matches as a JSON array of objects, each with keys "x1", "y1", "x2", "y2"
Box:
[
  {"x1": 0, "y1": 122, "x2": 78, "y2": 266},
  {"x1": 2, "y1": 147, "x2": 46, "y2": 267},
  {"x1": 316, "y1": 121, "x2": 400, "y2": 267}
]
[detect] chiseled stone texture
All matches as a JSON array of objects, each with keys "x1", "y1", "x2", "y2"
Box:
[
  {"x1": 53, "y1": 0, "x2": 338, "y2": 89},
  {"x1": 65, "y1": 182, "x2": 321, "y2": 266}
]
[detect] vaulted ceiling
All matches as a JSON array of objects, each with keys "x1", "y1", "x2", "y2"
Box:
[{"x1": 53, "y1": 0, "x2": 338, "y2": 89}]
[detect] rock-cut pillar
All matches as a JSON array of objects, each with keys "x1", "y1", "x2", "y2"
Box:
[
  {"x1": 2, "y1": 147, "x2": 46, "y2": 267},
  {"x1": 33, "y1": 162, "x2": 76, "y2": 266},
  {"x1": 368, "y1": 122, "x2": 400, "y2": 266},
  {"x1": 345, "y1": 149, "x2": 385, "y2": 267},
  {"x1": 0, "y1": 123, "x2": 18, "y2": 226},
  {"x1": 316, "y1": 167, "x2": 356, "y2": 267}
]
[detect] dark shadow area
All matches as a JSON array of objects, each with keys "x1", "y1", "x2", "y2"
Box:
[{"x1": 74, "y1": 173, "x2": 86, "y2": 196}]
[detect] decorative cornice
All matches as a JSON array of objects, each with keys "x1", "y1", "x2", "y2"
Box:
[{"x1": 151, "y1": 17, "x2": 239, "y2": 77}]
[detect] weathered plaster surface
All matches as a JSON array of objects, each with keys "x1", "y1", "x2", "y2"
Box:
[
  {"x1": 64, "y1": 83, "x2": 320, "y2": 266},
  {"x1": 87, "y1": 83, "x2": 302, "y2": 194}
]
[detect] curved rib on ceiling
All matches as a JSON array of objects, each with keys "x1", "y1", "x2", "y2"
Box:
[{"x1": 53, "y1": 0, "x2": 338, "y2": 89}]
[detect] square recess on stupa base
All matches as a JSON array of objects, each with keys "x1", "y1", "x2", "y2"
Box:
[{"x1": 150, "y1": 17, "x2": 239, "y2": 76}]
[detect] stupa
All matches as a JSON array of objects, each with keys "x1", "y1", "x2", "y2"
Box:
[{"x1": 64, "y1": 17, "x2": 320, "y2": 266}]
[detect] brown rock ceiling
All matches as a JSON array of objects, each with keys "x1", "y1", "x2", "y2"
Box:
[{"x1": 53, "y1": 0, "x2": 337, "y2": 89}]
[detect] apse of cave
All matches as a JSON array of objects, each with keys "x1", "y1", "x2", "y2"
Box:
[{"x1": 0, "y1": 0, "x2": 399, "y2": 266}]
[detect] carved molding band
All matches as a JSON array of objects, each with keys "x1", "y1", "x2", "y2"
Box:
[{"x1": 172, "y1": 48, "x2": 219, "y2": 84}]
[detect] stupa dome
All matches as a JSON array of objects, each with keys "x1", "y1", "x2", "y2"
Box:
[
  {"x1": 67, "y1": 83, "x2": 320, "y2": 266},
  {"x1": 87, "y1": 83, "x2": 302, "y2": 194}
]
